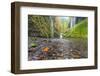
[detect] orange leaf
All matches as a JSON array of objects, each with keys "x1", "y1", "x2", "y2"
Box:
[{"x1": 42, "y1": 47, "x2": 49, "y2": 52}]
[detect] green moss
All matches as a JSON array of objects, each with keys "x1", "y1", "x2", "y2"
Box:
[
  {"x1": 31, "y1": 37, "x2": 37, "y2": 41},
  {"x1": 64, "y1": 19, "x2": 88, "y2": 38},
  {"x1": 31, "y1": 43, "x2": 37, "y2": 47}
]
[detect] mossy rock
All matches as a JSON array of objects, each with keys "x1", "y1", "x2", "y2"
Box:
[
  {"x1": 31, "y1": 37, "x2": 37, "y2": 41},
  {"x1": 31, "y1": 43, "x2": 37, "y2": 47}
]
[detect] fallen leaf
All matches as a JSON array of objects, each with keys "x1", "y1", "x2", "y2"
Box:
[{"x1": 42, "y1": 47, "x2": 49, "y2": 52}]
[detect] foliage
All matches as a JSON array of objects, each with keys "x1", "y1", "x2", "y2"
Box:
[
  {"x1": 28, "y1": 15, "x2": 51, "y2": 38},
  {"x1": 54, "y1": 17, "x2": 70, "y2": 37},
  {"x1": 28, "y1": 15, "x2": 88, "y2": 38},
  {"x1": 64, "y1": 19, "x2": 88, "y2": 38}
]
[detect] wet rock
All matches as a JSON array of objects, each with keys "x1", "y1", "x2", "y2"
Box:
[
  {"x1": 70, "y1": 50, "x2": 81, "y2": 59},
  {"x1": 28, "y1": 38, "x2": 88, "y2": 60}
]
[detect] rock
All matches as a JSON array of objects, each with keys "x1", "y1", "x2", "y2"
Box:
[
  {"x1": 31, "y1": 43, "x2": 37, "y2": 47},
  {"x1": 28, "y1": 38, "x2": 87, "y2": 60},
  {"x1": 70, "y1": 50, "x2": 81, "y2": 59}
]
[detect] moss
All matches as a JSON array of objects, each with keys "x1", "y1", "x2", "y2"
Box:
[
  {"x1": 31, "y1": 37, "x2": 37, "y2": 41},
  {"x1": 31, "y1": 43, "x2": 37, "y2": 47},
  {"x1": 64, "y1": 19, "x2": 88, "y2": 38}
]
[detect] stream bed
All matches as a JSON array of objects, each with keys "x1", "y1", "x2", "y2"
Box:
[{"x1": 28, "y1": 37, "x2": 88, "y2": 61}]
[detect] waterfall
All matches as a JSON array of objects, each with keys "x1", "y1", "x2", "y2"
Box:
[
  {"x1": 70, "y1": 18, "x2": 73, "y2": 28},
  {"x1": 50, "y1": 16, "x2": 54, "y2": 38},
  {"x1": 60, "y1": 33, "x2": 63, "y2": 39},
  {"x1": 70, "y1": 17, "x2": 76, "y2": 28}
]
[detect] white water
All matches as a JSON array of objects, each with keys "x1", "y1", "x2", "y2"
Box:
[
  {"x1": 50, "y1": 16, "x2": 54, "y2": 38},
  {"x1": 60, "y1": 33, "x2": 63, "y2": 39},
  {"x1": 70, "y1": 17, "x2": 76, "y2": 28}
]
